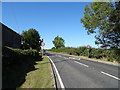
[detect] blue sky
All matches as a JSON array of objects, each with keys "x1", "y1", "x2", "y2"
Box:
[{"x1": 2, "y1": 2, "x2": 98, "y2": 49}]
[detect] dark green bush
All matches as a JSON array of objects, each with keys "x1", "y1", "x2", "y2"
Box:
[
  {"x1": 104, "y1": 49, "x2": 120, "y2": 62},
  {"x1": 2, "y1": 46, "x2": 40, "y2": 67},
  {"x1": 90, "y1": 48, "x2": 103, "y2": 59}
]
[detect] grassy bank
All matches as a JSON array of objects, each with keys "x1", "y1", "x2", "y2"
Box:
[{"x1": 19, "y1": 56, "x2": 55, "y2": 88}]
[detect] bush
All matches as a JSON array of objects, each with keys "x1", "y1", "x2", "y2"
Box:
[
  {"x1": 48, "y1": 46, "x2": 120, "y2": 63},
  {"x1": 105, "y1": 49, "x2": 120, "y2": 62},
  {"x1": 2, "y1": 46, "x2": 40, "y2": 67},
  {"x1": 90, "y1": 48, "x2": 103, "y2": 59}
]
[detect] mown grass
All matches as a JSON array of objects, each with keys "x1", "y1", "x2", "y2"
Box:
[{"x1": 18, "y1": 56, "x2": 55, "y2": 88}]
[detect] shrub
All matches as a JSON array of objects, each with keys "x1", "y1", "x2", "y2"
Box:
[
  {"x1": 90, "y1": 48, "x2": 103, "y2": 59},
  {"x1": 48, "y1": 46, "x2": 120, "y2": 63},
  {"x1": 2, "y1": 46, "x2": 40, "y2": 67}
]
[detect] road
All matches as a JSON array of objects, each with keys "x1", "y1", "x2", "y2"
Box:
[{"x1": 46, "y1": 51, "x2": 120, "y2": 89}]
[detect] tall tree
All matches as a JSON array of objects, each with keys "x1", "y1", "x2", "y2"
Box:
[
  {"x1": 109, "y1": 1, "x2": 120, "y2": 48},
  {"x1": 52, "y1": 36, "x2": 65, "y2": 49},
  {"x1": 21, "y1": 28, "x2": 42, "y2": 50},
  {"x1": 81, "y1": 2, "x2": 120, "y2": 48}
]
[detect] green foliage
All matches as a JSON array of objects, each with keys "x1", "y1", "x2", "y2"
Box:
[
  {"x1": 2, "y1": 46, "x2": 41, "y2": 67},
  {"x1": 48, "y1": 47, "x2": 120, "y2": 63},
  {"x1": 81, "y1": 2, "x2": 120, "y2": 48},
  {"x1": 104, "y1": 49, "x2": 120, "y2": 62},
  {"x1": 2, "y1": 47, "x2": 43, "y2": 88},
  {"x1": 90, "y1": 48, "x2": 103, "y2": 59},
  {"x1": 21, "y1": 28, "x2": 42, "y2": 51},
  {"x1": 52, "y1": 36, "x2": 65, "y2": 49}
]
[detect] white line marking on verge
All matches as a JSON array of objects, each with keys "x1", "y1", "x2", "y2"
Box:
[
  {"x1": 101, "y1": 71, "x2": 120, "y2": 81},
  {"x1": 47, "y1": 56, "x2": 65, "y2": 89},
  {"x1": 74, "y1": 61, "x2": 89, "y2": 67}
]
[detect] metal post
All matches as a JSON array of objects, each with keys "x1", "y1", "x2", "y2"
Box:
[
  {"x1": 42, "y1": 46, "x2": 43, "y2": 56},
  {"x1": 87, "y1": 49, "x2": 89, "y2": 58}
]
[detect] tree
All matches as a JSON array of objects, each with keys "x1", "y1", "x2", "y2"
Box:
[
  {"x1": 21, "y1": 28, "x2": 42, "y2": 50},
  {"x1": 52, "y1": 36, "x2": 65, "y2": 49},
  {"x1": 81, "y1": 2, "x2": 120, "y2": 48},
  {"x1": 109, "y1": 1, "x2": 120, "y2": 48}
]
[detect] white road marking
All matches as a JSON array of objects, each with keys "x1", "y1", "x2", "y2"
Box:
[
  {"x1": 47, "y1": 56, "x2": 65, "y2": 89},
  {"x1": 64, "y1": 57, "x2": 68, "y2": 59},
  {"x1": 69, "y1": 57, "x2": 76, "y2": 59},
  {"x1": 69, "y1": 57, "x2": 75, "y2": 59},
  {"x1": 56, "y1": 55, "x2": 63, "y2": 58},
  {"x1": 101, "y1": 71, "x2": 120, "y2": 81},
  {"x1": 74, "y1": 61, "x2": 89, "y2": 67},
  {"x1": 69, "y1": 57, "x2": 81, "y2": 60}
]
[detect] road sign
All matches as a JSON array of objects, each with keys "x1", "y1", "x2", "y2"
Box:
[
  {"x1": 86, "y1": 45, "x2": 91, "y2": 49},
  {"x1": 41, "y1": 42, "x2": 45, "y2": 46}
]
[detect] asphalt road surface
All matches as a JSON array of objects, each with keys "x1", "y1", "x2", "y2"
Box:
[{"x1": 46, "y1": 51, "x2": 120, "y2": 89}]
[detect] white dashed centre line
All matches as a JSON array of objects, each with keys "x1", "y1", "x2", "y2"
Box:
[
  {"x1": 101, "y1": 71, "x2": 120, "y2": 81},
  {"x1": 74, "y1": 61, "x2": 89, "y2": 67}
]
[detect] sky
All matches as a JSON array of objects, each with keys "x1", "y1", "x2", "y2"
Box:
[{"x1": 2, "y1": 2, "x2": 99, "y2": 49}]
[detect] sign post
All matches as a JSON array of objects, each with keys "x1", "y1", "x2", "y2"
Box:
[
  {"x1": 41, "y1": 42, "x2": 45, "y2": 56},
  {"x1": 86, "y1": 45, "x2": 91, "y2": 58}
]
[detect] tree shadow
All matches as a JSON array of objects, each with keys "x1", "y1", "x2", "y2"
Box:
[{"x1": 2, "y1": 48, "x2": 43, "y2": 89}]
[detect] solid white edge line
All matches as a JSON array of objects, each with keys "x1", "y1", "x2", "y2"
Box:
[
  {"x1": 74, "y1": 61, "x2": 89, "y2": 67},
  {"x1": 47, "y1": 56, "x2": 65, "y2": 89},
  {"x1": 101, "y1": 71, "x2": 120, "y2": 81}
]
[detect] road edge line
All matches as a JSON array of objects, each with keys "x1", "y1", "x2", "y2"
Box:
[{"x1": 47, "y1": 56, "x2": 65, "y2": 89}]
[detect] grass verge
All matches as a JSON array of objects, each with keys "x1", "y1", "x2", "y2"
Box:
[{"x1": 19, "y1": 56, "x2": 55, "y2": 88}]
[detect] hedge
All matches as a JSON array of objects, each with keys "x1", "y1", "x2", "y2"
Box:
[
  {"x1": 2, "y1": 46, "x2": 41, "y2": 67},
  {"x1": 48, "y1": 47, "x2": 120, "y2": 63}
]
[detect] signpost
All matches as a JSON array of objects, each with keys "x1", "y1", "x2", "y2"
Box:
[
  {"x1": 41, "y1": 42, "x2": 45, "y2": 47},
  {"x1": 86, "y1": 45, "x2": 91, "y2": 58},
  {"x1": 41, "y1": 42, "x2": 45, "y2": 56},
  {"x1": 86, "y1": 45, "x2": 91, "y2": 49}
]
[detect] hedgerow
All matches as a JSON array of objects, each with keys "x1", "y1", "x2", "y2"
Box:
[
  {"x1": 2, "y1": 46, "x2": 41, "y2": 67},
  {"x1": 48, "y1": 47, "x2": 120, "y2": 63}
]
